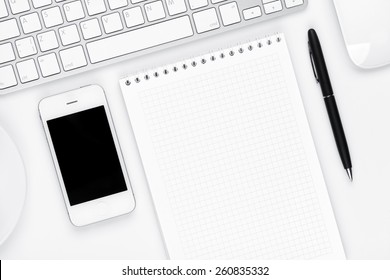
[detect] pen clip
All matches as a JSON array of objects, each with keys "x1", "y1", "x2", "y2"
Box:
[{"x1": 308, "y1": 42, "x2": 319, "y2": 84}]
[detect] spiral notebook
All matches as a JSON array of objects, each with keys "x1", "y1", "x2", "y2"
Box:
[{"x1": 120, "y1": 34, "x2": 345, "y2": 259}]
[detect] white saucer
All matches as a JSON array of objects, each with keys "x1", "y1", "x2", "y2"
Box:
[{"x1": 0, "y1": 126, "x2": 26, "y2": 246}]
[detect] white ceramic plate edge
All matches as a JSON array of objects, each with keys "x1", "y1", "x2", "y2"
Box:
[{"x1": 0, "y1": 126, "x2": 27, "y2": 246}]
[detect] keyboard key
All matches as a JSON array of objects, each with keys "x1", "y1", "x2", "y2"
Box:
[
  {"x1": 87, "y1": 16, "x2": 193, "y2": 63},
  {"x1": 17, "y1": 59, "x2": 39, "y2": 83},
  {"x1": 38, "y1": 30, "x2": 59, "y2": 51},
  {"x1": 0, "y1": 0, "x2": 8, "y2": 18},
  {"x1": 59, "y1": 45, "x2": 87, "y2": 71},
  {"x1": 59, "y1": 24, "x2": 81, "y2": 46},
  {"x1": 108, "y1": 0, "x2": 128, "y2": 10},
  {"x1": 145, "y1": 1, "x2": 166, "y2": 22},
  {"x1": 284, "y1": 0, "x2": 303, "y2": 8},
  {"x1": 219, "y1": 2, "x2": 240, "y2": 26},
  {"x1": 166, "y1": 0, "x2": 187, "y2": 16},
  {"x1": 131, "y1": 0, "x2": 146, "y2": 3},
  {"x1": 243, "y1": 6, "x2": 261, "y2": 20},
  {"x1": 0, "y1": 43, "x2": 15, "y2": 64},
  {"x1": 42, "y1": 7, "x2": 64, "y2": 28},
  {"x1": 188, "y1": 0, "x2": 208, "y2": 10},
  {"x1": 264, "y1": 1, "x2": 283, "y2": 14},
  {"x1": 193, "y1": 8, "x2": 220, "y2": 33},
  {"x1": 38, "y1": 53, "x2": 61, "y2": 77},
  {"x1": 102, "y1": 13, "x2": 123, "y2": 34},
  {"x1": 32, "y1": 0, "x2": 52, "y2": 8},
  {"x1": 0, "y1": 19, "x2": 20, "y2": 41},
  {"x1": 193, "y1": 8, "x2": 219, "y2": 33},
  {"x1": 20, "y1": 13, "x2": 42, "y2": 34},
  {"x1": 123, "y1": 7, "x2": 145, "y2": 28},
  {"x1": 64, "y1": 1, "x2": 85, "y2": 22},
  {"x1": 81, "y1": 18, "x2": 102, "y2": 39},
  {"x1": 211, "y1": 0, "x2": 225, "y2": 3},
  {"x1": 9, "y1": 0, "x2": 30, "y2": 14},
  {"x1": 0, "y1": 65, "x2": 17, "y2": 89},
  {"x1": 16, "y1": 37, "x2": 38, "y2": 58},
  {"x1": 85, "y1": 0, "x2": 106, "y2": 15}
]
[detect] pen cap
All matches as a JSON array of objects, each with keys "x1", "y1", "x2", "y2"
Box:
[{"x1": 308, "y1": 29, "x2": 334, "y2": 97}]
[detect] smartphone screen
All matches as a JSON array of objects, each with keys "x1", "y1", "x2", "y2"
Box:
[{"x1": 47, "y1": 106, "x2": 127, "y2": 206}]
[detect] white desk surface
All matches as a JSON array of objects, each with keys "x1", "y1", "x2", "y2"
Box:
[{"x1": 1, "y1": 1, "x2": 390, "y2": 259}]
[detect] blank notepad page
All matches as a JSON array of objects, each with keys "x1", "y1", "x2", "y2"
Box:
[{"x1": 121, "y1": 34, "x2": 345, "y2": 259}]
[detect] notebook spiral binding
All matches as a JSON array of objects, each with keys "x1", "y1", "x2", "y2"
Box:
[{"x1": 124, "y1": 35, "x2": 282, "y2": 87}]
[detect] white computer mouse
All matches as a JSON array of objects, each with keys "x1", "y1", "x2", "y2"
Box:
[{"x1": 333, "y1": 0, "x2": 390, "y2": 69}]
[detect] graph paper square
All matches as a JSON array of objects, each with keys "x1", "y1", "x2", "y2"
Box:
[{"x1": 121, "y1": 34, "x2": 345, "y2": 259}]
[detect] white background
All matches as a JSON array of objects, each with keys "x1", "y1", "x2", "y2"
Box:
[{"x1": 1, "y1": 0, "x2": 390, "y2": 259}]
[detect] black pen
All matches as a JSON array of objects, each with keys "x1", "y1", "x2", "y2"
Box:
[{"x1": 308, "y1": 28, "x2": 353, "y2": 182}]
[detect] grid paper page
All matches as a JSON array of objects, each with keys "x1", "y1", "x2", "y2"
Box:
[{"x1": 121, "y1": 34, "x2": 345, "y2": 259}]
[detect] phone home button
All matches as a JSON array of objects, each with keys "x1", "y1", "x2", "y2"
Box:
[{"x1": 97, "y1": 202, "x2": 109, "y2": 216}]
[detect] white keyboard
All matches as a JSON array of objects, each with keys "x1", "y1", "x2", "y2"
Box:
[{"x1": 0, "y1": 0, "x2": 307, "y2": 94}]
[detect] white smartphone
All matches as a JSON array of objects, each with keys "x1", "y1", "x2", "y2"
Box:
[{"x1": 39, "y1": 85, "x2": 135, "y2": 226}]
